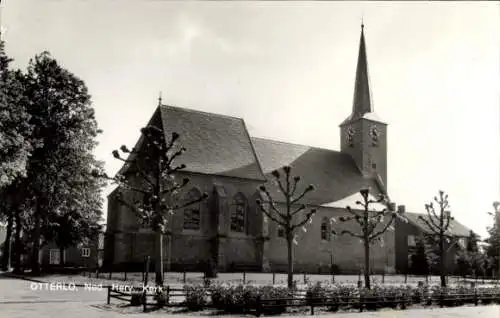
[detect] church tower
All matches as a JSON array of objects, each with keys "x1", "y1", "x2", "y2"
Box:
[{"x1": 340, "y1": 24, "x2": 388, "y2": 190}]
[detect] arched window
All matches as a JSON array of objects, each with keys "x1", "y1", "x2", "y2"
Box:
[
  {"x1": 321, "y1": 217, "x2": 330, "y2": 241},
  {"x1": 183, "y1": 188, "x2": 202, "y2": 230},
  {"x1": 231, "y1": 193, "x2": 247, "y2": 233}
]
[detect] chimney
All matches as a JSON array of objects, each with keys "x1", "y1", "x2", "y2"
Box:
[
  {"x1": 388, "y1": 202, "x2": 396, "y2": 212},
  {"x1": 397, "y1": 205, "x2": 406, "y2": 214}
]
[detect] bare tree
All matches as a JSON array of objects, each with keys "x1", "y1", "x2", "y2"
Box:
[
  {"x1": 101, "y1": 127, "x2": 207, "y2": 286},
  {"x1": 336, "y1": 188, "x2": 403, "y2": 289},
  {"x1": 256, "y1": 166, "x2": 317, "y2": 289},
  {"x1": 419, "y1": 190, "x2": 453, "y2": 287}
]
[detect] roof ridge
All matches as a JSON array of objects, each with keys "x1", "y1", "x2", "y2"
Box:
[
  {"x1": 160, "y1": 104, "x2": 243, "y2": 121},
  {"x1": 251, "y1": 136, "x2": 343, "y2": 153},
  {"x1": 241, "y1": 121, "x2": 267, "y2": 180}
]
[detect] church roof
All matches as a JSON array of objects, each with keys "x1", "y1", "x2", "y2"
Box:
[
  {"x1": 251, "y1": 137, "x2": 381, "y2": 205},
  {"x1": 321, "y1": 192, "x2": 387, "y2": 211},
  {"x1": 404, "y1": 212, "x2": 471, "y2": 237},
  {"x1": 158, "y1": 105, "x2": 266, "y2": 181}
]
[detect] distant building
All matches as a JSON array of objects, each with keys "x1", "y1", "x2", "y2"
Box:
[
  {"x1": 0, "y1": 224, "x2": 6, "y2": 262},
  {"x1": 39, "y1": 232, "x2": 104, "y2": 271},
  {"x1": 395, "y1": 210, "x2": 471, "y2": 274},
  {"x1": 104, "y1": 25, "x2": 470, "y2": 274}
]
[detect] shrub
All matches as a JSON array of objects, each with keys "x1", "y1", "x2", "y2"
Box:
[
  {"x1": 209, "y1": 284, "x2": 226, "y2": 310},
  {"x1": 258, "y1": 285, "x2": 290, "y2": 315},
  {"x1": 305, "y1": 282, "x2": 328, "y2": 306},
  {"x1": 224, "y1": 285, "x2": 247, "y2": 313},
  {"x1": 130, "y1": 290, "x2": 145, "y2": 306},
  {"x1": 361, "y1": 287, "x2": 382, "y2": 311},
  {"x1": 335, "y1": 285, "x2": 358, "y2": 309},
  {"x1": 154, "y1": 289, "x2": 169, "y2": 308},
  {"x1": 184, "y1": 284, "x2": 207, "y2": 311}
]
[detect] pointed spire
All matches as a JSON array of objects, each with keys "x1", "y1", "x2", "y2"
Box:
[{"x1": 351, "y1": 23, "x2": 372, "y2": 118}]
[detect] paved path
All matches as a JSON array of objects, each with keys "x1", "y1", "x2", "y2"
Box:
[{"x1": 1, "y1": 276, "x2": 500, "y2": 317}]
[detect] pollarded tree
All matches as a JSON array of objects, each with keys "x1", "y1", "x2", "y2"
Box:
[
  {"x1": 256, "y1": 166, "x2": 317, "y2": 289},
  {"x1": 336, "y1": 188, "x2": 404, "y2": 289},
  {"x1": 102, "y1": 127, "x2": 207, "y2": 286},
  {"x1": 419, "y1": 190, "x2": 454, "y2": 287}
]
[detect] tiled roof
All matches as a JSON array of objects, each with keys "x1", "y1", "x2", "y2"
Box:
[
  {"x1": 251, "y1": 137, "x2": 381, "y2": 205},
  {"x1": 159, "y1": 105, "x2": 266, "y2": 181},
  {"x1": 404, "y1": 212, "x2": 471, "y2": 237}
]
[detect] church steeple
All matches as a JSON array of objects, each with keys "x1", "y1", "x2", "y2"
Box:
[
  {"x1": 339, "y1": 23, "x2": 388, "y2": 190},
  {"x1": 340, "y1": 24, "x2": 382, "y2": 127},
  {"x1": 352, "y1": 23, "x2": 372, "y2": 117}
]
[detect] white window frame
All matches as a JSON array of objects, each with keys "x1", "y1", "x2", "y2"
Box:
[
  {"x1": 81, "y1": 247, "x2": 91, "y2": 257},
  {"x1": 458, "y1": 238, "x2": 466, "y2": 249},
  {"x1": 407, "y1": 235, "x2": 416, "y2": 247},
  {"x1": 49, "y1": 249, "x2": 60, "y2": 265}
]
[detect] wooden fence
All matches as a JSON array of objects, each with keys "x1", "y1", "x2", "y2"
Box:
[{"x1": 106, "y1": 284, "x2": 500, "y2": 315}]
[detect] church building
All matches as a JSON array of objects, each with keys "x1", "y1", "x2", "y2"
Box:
[{"x1": 104, "y1": 25, "x2": 468, "y2": 275}]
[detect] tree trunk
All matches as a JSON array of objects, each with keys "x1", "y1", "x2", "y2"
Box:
[
  {"x1": 13, "y1": 210, "x2": 22, "y2": 274},
  {"x1": 154, "y1": 231, "x2": 164, "y2": 286},
  {"x1": 286, "y1": 233, "x2": 294, "y2": 289},
  {"x1": 59, "y1": 247, "x2": 65, "y2": 266},
  {"x1": 31, "y1": 208, "x2": 41, "y2": 275},
  {"x1": 440, "y1": 234, "x2": 446, "y2": 287},
  {"x1": 1, "y1": 211, "x2": 13, "y2": 271},
  {"x1": 364, "y1": 239, "x2": 371, "y2": 289}
]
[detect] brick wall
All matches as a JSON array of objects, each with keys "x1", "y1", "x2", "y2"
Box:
[
  {"x1": 264, "y1": 205, "x2": 395, "y2": 274},
  {"x1": 107, "y1": 171, "x2": 265, "y2": 271}
]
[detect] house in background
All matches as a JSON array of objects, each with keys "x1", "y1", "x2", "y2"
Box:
[
  {"x1": 394, "y1": 209, "x2": 471, "y2": 274},
  {"x1": 39, "y1": 231, "x2": 105, "y2": 272},
  {"x1": 0, "y1": 224, "x2": 6, "y2": 264}
]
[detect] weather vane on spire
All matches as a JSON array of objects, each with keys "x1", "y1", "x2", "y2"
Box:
[
  {"x1": 361, "y1": 14, "x2": 364, "y2": 29},
  {"x1": 158, "y1": 92, "x2": 162, "y2": 106}
]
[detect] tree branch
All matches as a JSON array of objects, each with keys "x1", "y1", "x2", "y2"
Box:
[
  {"x1": 257, "y1": 199, "x2": 286, "y2": 227},
  {"x1": 369, "y1": 214, "x2": 396, "y2": 241},
  {"x1": 292, "y1": 185, "x2": 314, "y2": 204},
  {"x1": 291, "y1": 204, "x2": 306, "y2": 216},
  {"x1": 259, "y1": 186, "x2": 286, "y2": 220},
  {"x1": 292, "y1": 209, "x2": 316, "y2": 229},
  {"x1": 172, "y1": 193, "x2": 208, "y2": 211},
  {"x1": 426, "y1": 203, "x2": 440, "y2": 220},
  {"x1": 345, "y1": 206, "x2": 363, "y2": 226},
  {"x1": 340, "y1": 229, "x2": 363, "y2": 239},
  {"x1": 290, "y1": 176, "x2": 300, "y2": 197},
  {"x1": 419, "y1": 215, "x2": 441, "y2": 234}
]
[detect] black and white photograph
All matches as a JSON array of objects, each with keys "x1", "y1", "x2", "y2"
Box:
[{"x1": 0, "y1": 1, "x2": 499, "y2": 317}]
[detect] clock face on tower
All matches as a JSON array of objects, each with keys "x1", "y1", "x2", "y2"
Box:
[
  {"x1": 346, "y1": 127, "x2": 355, "y2": 147},
  {"x1": 369, "y1": 125, "x2": 380, "y2": 146}
]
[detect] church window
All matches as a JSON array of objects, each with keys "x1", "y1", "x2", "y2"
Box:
[
  {"x1": 183, "y1": 188, "x2": 202, "y2": 230},
  {"x1": 372, "y1": 163, "x2": 377, "y2": 169},
  {"x1": 321, "y1": 218, "x2": 330, "y2": 241},
  {"x1": 231, "y1": 193, "x2": 247, "y2": 233}
]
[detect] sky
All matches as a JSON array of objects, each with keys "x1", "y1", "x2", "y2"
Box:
[{"x1": 2, "y1": 1, "x2": 499, "y2": 237}]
